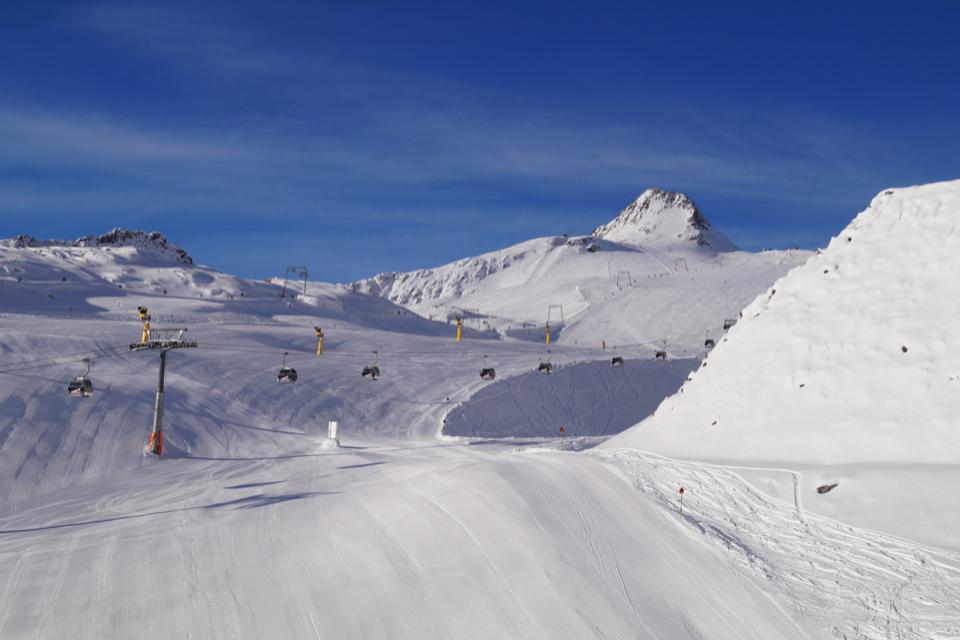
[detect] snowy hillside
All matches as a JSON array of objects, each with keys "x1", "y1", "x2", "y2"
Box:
[
  {"x1": 606, "y1": 180, "x2": 960, "y2": 551},
  {"x1": 0, "y1": 229, "x2": 464, "y2": 338},
  {"x1": 351, "y1": 189, "x2": 808, "y2": 352},
  {"x1": 0, "y1": 228, "x2": 273, "y2": 307}
]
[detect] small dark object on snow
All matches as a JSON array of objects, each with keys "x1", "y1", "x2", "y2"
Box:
[
  {"x1": 361, "y1": 365, "x2": 380, "y2": 381},
  {"x1": 817, "y1": 483, "x2": 839, "y2": 494},
  {"x1": 901, "y1": 346, "x2": 908, "y2": 353},
  {"x1": 68, "y1": 376, "x2": 93, "y2": 398},
  {"x1": 799, "y1": 383, "x2": 806, "y2": 388},
  {"x1": 704, "y1": 338, "x2": 715, "y2": 349},
  {"x1": 611, "y1": 356, "x2": 624, "y2": 368},
  {"x1": 655, "y1": 350, "x2": 667, "y2": 360}
]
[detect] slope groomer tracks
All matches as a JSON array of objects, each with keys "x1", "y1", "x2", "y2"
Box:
[{"x1": 595, "y1": 449, "x2": 960, "y2": 640}]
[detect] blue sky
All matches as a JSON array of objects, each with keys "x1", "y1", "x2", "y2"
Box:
[{"x1": 2, "y1": 1, "x2": 958, "y2": 281}]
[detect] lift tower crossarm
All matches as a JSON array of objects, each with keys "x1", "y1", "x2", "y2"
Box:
[{"x1": 281, "y1": 266, "x2": 309, "y2": 298}]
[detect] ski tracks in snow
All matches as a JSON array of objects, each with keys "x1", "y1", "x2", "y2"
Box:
[{"x1": 595, "y1": 449, "x2": 960, "y2": 640}]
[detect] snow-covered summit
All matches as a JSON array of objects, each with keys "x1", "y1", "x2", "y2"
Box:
[
  {"x1": 5, "y1": 228, "x2": 193, "y2": 264},
  {"x1": 592, "y1": 188, "x2": 738, "y2": 251}
]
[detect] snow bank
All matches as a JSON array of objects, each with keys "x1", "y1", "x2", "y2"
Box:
[{"x1": 608, "y1": 180, "x2": 960, "y2": 466}]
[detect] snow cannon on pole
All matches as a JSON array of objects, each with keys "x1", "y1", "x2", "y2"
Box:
[
  {"x1": 545, "y1": 321, "x2": 551, "y2": 345},
  {"x1": 130, "y1": 327, "x2": 198, "y2": 457},
  {"x1": 315, "y1": 326, "x2": 324, "y2": 356},
  {"x1": 137, "y1": 307, "x2": 152, "y2": 345},
  {"x1": 455, "y1": 317, "x2": 462, "y2": 342}
]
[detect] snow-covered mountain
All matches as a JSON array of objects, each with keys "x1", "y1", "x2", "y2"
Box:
[
  {"x1": 0, "y1": 228, "x2": 462, "y2": 337},
  {"x1": 7, "y1": 228, "x2": 193, "y2": 264},
  {"x1": 591, "y1": 188, "x2": 738, "y2": 250},
  {"x1": 606, "y1": 179, "x2": 960, "y2": 551},
  {"x1": 2, "y1": 187, "x2": 959, "y2": 639},
  {"x1": 351, "y1": 189, "x2": 808, "y2": 352}
]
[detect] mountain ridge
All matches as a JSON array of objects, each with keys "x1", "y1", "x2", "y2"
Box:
[{"x1": 3, "y1": 228, "x2": 193, "y2": 264}]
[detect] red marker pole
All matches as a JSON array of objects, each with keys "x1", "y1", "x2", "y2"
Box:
[{"x1": 679, "y1": 487, "x2": 685, "y2": 518}]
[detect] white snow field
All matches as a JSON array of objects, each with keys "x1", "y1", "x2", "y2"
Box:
[{"x1": 1, "y1": 186, "x2": 959, "y2": 639}]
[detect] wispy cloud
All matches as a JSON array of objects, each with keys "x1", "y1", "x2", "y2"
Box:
[{"x1": 3, "y1": 2, "x2": 945, "y2": 279}]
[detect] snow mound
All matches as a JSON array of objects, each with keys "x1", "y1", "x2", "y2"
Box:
[
  {"x1": 608, "y1": 180, "x2": 960, "y2": 465},
  {"x1": 592, "y1": 188, "x2": 738, "y2": 251}
]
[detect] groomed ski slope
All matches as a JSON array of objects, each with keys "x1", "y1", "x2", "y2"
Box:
[
  {"x1": 0, "y1": 440, "x2": 808, "y2": 639},
  {"x1": 0, "y1": 309, "x2": 806, "y2": 639}
]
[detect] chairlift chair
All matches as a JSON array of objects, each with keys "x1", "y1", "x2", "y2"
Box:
[
  {"x1": 704, "y1": 332, "x2": 716, "y2": 349},
  {"x1": 277, "y1": 351, "x2": 298, "y2": 383},
  {"x1": 655, "y1": 340, "x2": 668, "y2": 361},
  {"x1": 480, "y1": 355, "x2": 496, "y2": 381},
  {"x1": 611, "y1": 355, "x2": 625, "y2": 368},
  {"x1": 537, "y1": 351, "x2": 553, "y2": 374},
  {"x1": 362, "y1": 351, "x2": 381, "y2": 381},
  {"x1": 68, "y1": 358, "x2": 93, "y2": 397}
]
